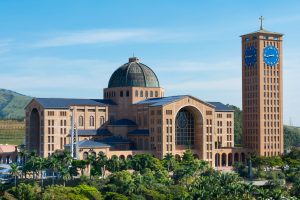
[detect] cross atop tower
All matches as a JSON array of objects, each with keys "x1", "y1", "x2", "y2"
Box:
[{"x1": 259, "y1": 16, "x2": 264, "y2": 30}]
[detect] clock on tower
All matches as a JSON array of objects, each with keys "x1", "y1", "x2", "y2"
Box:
[{"x1": 241, "y1": 16, "x2": 284, "y2": 157}]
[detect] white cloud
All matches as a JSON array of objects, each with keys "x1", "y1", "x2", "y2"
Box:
[{"x1": 31, "y1": 29, "x2": 195, "y2": 48}]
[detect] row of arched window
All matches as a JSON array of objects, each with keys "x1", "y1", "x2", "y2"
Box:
[
  {"x1": 78, "y1": 116, "x2": 105, "y2": 127},
  {"x1": 105, "y1": 90, "x2": 163, "y2": 99}
]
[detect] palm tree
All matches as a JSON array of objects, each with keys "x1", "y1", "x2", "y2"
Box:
[
  {"x1": 48, "y1": 154, "x2": 60, "y2": 185},
  {"x1": 163, "y1": 153, "x2": 174, "y2": 172},
  {"x1": 97, "y1": 152, "x2": 108, "y2": 178},
  {"x1": 87, "y1": 154, "x2": 96, "y2": 179},
  {"x1": 27, "y1": 153, "x2": 38, "y2": 180},
  {"x1": 60, "y1": 166, "x2": 70, "y2": 186},
  {"x1": 62, "y1": 150, "x2": 73, "y2": 168},
  {"x1": 10, "y1": 163, "x2": 19, "y2": 187},
  {"x1": 18, "y1": 148, "x2": 28, "y2": 178},
  {"x1": 107, "y1": 155, "x2": 120, "y2": 172},
  {"x1": 35, "y1": 157, "x2": 46, "y2": 187}
]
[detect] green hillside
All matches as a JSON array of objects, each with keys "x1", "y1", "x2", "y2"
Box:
[
  {"x1": 0, "y1": 89, "x2": 32, "y2": 120},
  {"x1": 228, "y1": 104, "x2": 300, "y2": 150}
]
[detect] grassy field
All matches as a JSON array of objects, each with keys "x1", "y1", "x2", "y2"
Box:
[{"x1": 0, "y1": 120, "x2": 25, "y2": 145}]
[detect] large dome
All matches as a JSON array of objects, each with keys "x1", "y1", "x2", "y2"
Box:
[{"x1": 108, "y1": 57, "x2": 160, "y2": 88}]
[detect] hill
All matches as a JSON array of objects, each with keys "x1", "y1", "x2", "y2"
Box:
[
  {"x1": 0, "y1": 89, "x2": 32, "y2": 120},
  {"x1": 228, "y1": 104, "x2": 300, "y2": 150}
]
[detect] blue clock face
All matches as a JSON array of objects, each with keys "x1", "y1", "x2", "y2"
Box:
[
  {"x1": 263, "y1": 45, "x2": 279, "y2": 66},
  {"x1": 245, "y1": 46, "x2": 257, "y2": 67}
]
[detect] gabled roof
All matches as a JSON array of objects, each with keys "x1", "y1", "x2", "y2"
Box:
[
  {"x1": 135, "y1": 95, "x2": 187, "y2": 106},
  {"x1": 33, "y1": 98, "x2": 116, "y2": 109},
  {"x1": 207, "y1": 102, "x2": 234, "y2": 112},
  {"x1": 109, "y1": 119, "x2": 137, "y2": 126},
  {"x1": 128, "y1": 129, "x2": 149, "y2": 136},
  {"x1": 135, "y1": 95, "x2": 214, "y2": 108},
  {"x1": 78, "y1": 129, "x2": 111, "y2": 136}
]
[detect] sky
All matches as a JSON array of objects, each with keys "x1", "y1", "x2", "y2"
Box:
[{"x1": 0, "y1": 1, "x2": 299, "y2": 126}]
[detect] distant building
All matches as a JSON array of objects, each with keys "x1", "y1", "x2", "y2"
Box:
[
  {"x1": 0, "y1": 144, "x2": 18, "y2": 164},
  {"x1": 25, "y1": 20, "x2": 284, "y2": 169}
]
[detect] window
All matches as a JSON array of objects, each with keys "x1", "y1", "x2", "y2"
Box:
[
  {"x1": 120, "y1": 91, "x2": 123, "y2": 97},
  {"x1": 155, "y1": 91, "x2": 158, "y2": 97},
  {"x1": 140, "y1": 90, "x2": 143, "y2": 97},
  {"x1": 175, "y1": 108, "x2": 195, "y2": 146},
  {"x1": 126, "y1": 91, "x2": 130, "y2": 97},
  {"x1": 79, "y1": 116, "x2": 84, "y2": 126},
  {"x1": 100, "y1": 116, "x2": 105, "y2": 126},
  {"x1": 206, "y1": 111, "x2": 212, "y2": 115},
  {"x1": 135, "y1": 90, "x2": 138, "y2": 97},
  {"x1": 150, "y1": 91, "x2": 153, "y2": 97},
  {"x1": 90, "y1": 116, "x2": 95, "y2": 127}
]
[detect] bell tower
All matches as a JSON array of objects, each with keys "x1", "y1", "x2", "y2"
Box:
[{"x1": 241, "y1": 17, "x2": 284, "y2": 156}]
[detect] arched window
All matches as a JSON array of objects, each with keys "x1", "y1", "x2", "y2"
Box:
[
  {"x1": 145, "y1": 91, "x2": 148, "y2": 98},
  {"x1": 91, "y1": 152, "x2": 96, "y2": 158},
  {"x1": 175, "y1": 108, "x2": 195, "y2": 146},
  {"x1": 150, "y1": 91, "x2": 153, "y2": 97},
  {"x1": 135, "y1": 90, "x2": 138, "y2": 97},
  {"x1": 155, "y1": 91, "x2": 158, "y2": 97},
  {"x1": 100, "y1": 116, "x2": 105, "y2": 126},
  {"x1": 90, "y1": 116, "x2": 95, "y2": 127},
  {"x1": 79, "y1": 116, "x2": 84, "y2": 126},
  {"x1": 83, "y1": 152, "x2": 88, "y2": 160},
  {"x1": 140, "y1": 90, "x2": 143, "y2": 97}
]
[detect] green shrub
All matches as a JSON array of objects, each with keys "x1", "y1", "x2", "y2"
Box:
[{"x1": 104, "y1": 192, "x2": 128, "y2": 200}]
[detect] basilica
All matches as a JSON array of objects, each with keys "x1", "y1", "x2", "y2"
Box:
[{"x1": 25, "y1": 23, "x2": 284, "y2": 169}]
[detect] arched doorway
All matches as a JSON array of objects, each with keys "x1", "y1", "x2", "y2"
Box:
[
  {"x1": 29, "y1": 108, "x2": 40, "y2": 155},
  {"x1": 175, "y1": 106, "x2": 203, "y2": 158},
  {"x1": 215, "y1": 153, "x2": 220, "y2": 167}
]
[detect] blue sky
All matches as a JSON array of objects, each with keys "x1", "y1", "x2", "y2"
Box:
[{"x1": 0, "y1": 1, "x2": 299, "y2": 125}]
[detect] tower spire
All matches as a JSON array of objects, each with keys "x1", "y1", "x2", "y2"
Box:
[{"x1": 259, "y1": 16, "x2": 264, "y2": 30}]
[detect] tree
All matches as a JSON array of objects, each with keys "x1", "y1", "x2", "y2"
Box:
[
  {"x1": 10, "y1": 163, "x2": 19, "y2": 187},
  {"x1": 107, "y1": 155, "x2": 120, "y2": 173},
  {"x1": 47, "y1": 153, "x2": 61, "y2": 185},
  {"x1": 97, "y1": 152, "x2": 108, "y2": 178},
  {"x1": 11, "y1": 183, "x2": 41, "y2": 200},
  {"x1": 60, "y1": 166, "x2": 71, "y2": 186},
  {"x1": 163, "y1": 153, "x2": 176, "y2": 172},
  {"x1": 35, "y1": 157, "x2": 46, "y2": 187},
  {"x1": 106, "y1": 171, "x2": 135, "y2": 196}
]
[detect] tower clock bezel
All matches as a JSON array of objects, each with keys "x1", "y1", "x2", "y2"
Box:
[
  {"x1": 263, "y1": 45, "x2": 279, "y2": 67},
  {"x1": 244, "y1": 46, "x2": 257, "y2": 67}
]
